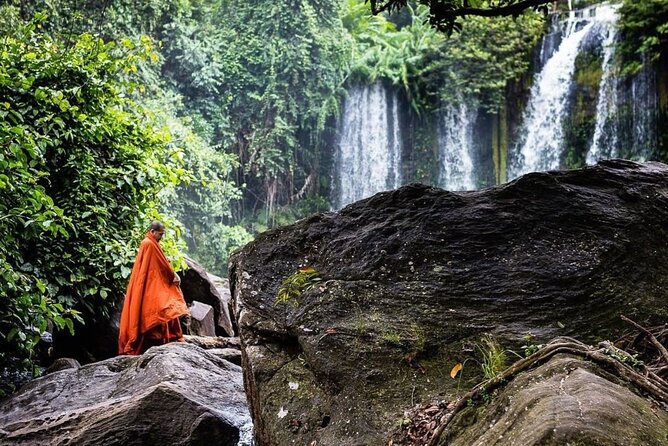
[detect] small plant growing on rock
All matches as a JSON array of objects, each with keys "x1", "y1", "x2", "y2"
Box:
[
  {"x1": 275, "y1": 267, "x2": 321, "y2": 307},
  {"x1": 521, "y1": 332, "x2": 544, "y2": 357},
  {"x1": 477, "y1": 334, "x2": 507, "y2": 380}
]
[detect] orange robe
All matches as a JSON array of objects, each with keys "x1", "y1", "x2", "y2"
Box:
[{"x1": 118, "y1": 233, "x2": 189, "y2": 355}]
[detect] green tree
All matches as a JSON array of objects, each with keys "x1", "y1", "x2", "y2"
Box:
[
  {"x1": 421, "y1": 11, "x2": 544, "y2": 111},
  {"x1": 0, "y1": 10, "x2": 182, "y2": 387},
  {"x1": 618, "y1": 0, "x2": 668, "y2": 74}
]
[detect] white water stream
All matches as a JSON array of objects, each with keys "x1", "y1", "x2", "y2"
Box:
[
  {"x1": 587, "y1": 4, "x2": 621, "y2": 164},
  {"x1": 509, "y1": 13, "x2": 594, "y2": 179},
  {"x1": 334, "y1": 83, "x2": 402, "y2": 208},
  {"x1": 438, "y1": 102, "x2": 477, "y2": 191}
]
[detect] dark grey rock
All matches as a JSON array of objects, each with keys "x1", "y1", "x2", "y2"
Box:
[
  {"x1": 182, "y1": 257, "x2": 235, "y2": 336},
  {"x1": 44, "y1": 358, "x2": 80, "y2": 375},
  {"x1": 183, "y1": 335, "x2": 241, "y2": 350},
  {"x1": 229, "y1": 160, "x2": 668, "y2": 446},
  {"x1": 0, "y1": 343, "x2": 252, "y2": 445},
  {"x1": 209, "y1": 348, "x2": 243, "y2": 367}
]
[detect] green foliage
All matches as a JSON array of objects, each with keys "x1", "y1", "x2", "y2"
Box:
[
  {"x1": 421, "y1": 12, "x2": 545, "y2": 111},
  {"x1": 476, "y1": 334, "x2": 507, "y2": 380},
  {"x1": 343, "y1": 1, "x2": 442, "y2": 112},
  {"x1": 0, "y1": 12, "x2": 182, "y2": 378},
  {"x1": 367, "y1": 0, "x2": 552, "y2": 33},
  {"x1": 344, "y1": 0, "x2": 544, "y2": 112},
  {"x1": 14, "y1": 0, "x2": 549, "y2": 234},
  {"x1": 149, "y1": 92, "x2": 251, "y2": 275},
  {"x1": 618, "y1": 0, "x2": 668, "y2": 75},
  {"x1": 28, "y1": 0, "x2": 346, "y2": 228},
  {"x1": 18, "y1": 0, "x2": 252, "y2": 272},
  {"x1": 520, "y1": 333, "x2": 544, "y2": 357},
  {"x1": 276, "y1": 267, "x2": 322, "y2": 307},
  {"x1": 210, "y1": 0, "x2": 348, "y2": 218}
]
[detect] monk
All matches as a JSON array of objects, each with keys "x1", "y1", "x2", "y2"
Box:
[{"x1": 118, "y1": 221, "x2": 189, "y2": 355}]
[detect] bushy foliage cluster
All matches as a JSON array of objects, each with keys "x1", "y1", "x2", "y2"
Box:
[
  {"x1": 343, "y1": 0, "x2": 545, "y2": 112},
  {"x1": 618, "y1": 0, "x2": 668, "y2": 75},
  {"x1": 193, "y1": 0, "x2": 349, "y2": 222},
  {"x1": 153, "y1": 93, "x2": 252, "y2": 275},
  {"x1": 16, "y1": 0, "x2": 253, "y2": 275},
  {"x1": 0, "y1": 11, "x2": 183, "y2": 387},
  {"x1": 421, "y1": 12, "x2": 545, "y2": 111}
]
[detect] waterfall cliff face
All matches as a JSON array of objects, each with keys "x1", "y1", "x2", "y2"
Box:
[
  {"x1": 332, "y1": 3, "x2": 662, "y2": 204},
  {"x1": 438, "y1": 102, "x2": 477, "y2": 191},
  {"x1": 333, "y1": 83, "x2": 402, "y2": 209},
  {"x1": 511, "y1": 3, "x2": 659, "y2": 177},
  {"x1": 587, "y1": 5, "x2": 621, "y2": 164},
  {"x1": 509, "y1": 12, "x2": 595, "y2": 179},
  {"x1": 625, "y1": 61, "x2": 659, "y2": 160}
]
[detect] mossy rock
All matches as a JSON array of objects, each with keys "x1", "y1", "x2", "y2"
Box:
[{"x1": 231, "y1": 160, "x2": 668, "y2": 446}]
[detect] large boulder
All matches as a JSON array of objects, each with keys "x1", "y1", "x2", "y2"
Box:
[
  {"x1": 0, "y1": 343, "x2": 253, "y2": 445},
  {"x1": 229, "y1": 160, "x2": 668, "y2": 446},
  {"x1": 182, "y1": 257, "x2": 235, "y2": 336}
]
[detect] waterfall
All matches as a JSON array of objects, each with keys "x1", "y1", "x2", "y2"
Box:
[
  {"x1": 537, "y1": 14, "x2": 564, "y2": 68},
  {"x1": 334, "y1": 83, "x2": 402, "y2": 208},
  {"x1": 628, "y1": 61, "x2": 659, "y2": 160},
  {"x1": 438, "y1": 102, "x2": 477, "y2": 191},
  {"x1": 586, "y1": 4, "x2": 621, "y2": 164},
  {"x1": 509, "y1": 13, "x2": 595, "y2": 179}
]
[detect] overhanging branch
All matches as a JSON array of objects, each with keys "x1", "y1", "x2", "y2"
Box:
[{"x1": 370, "y1": 0, "x2": 554, "y2": 20}]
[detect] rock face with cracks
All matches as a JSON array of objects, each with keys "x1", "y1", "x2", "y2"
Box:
[
  {"x1": 229, "y1": 160, "x2": 668, "y2": 446},
  {"x1": 439, "y1": 354, "x2": 668, "y2": 446},
  {"x1": 0, "y1": 343, "x2": 252, "y2": 445}
]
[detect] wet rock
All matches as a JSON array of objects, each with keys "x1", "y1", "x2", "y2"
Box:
[
  {"x1": 183, "y1": 335, "x2": 241, "y2": 350},
  {"x1": 0, "y1": 343, "x2": 252, "y2": 445},
  {"x1": 229, "y1": 160, "x2": 668, "y2": 446},
  {"x1": 44, "y1": 358, "x2": 80, "y2": 375}
]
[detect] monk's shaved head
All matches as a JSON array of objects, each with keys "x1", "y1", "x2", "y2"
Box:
[
  {"x1": 149, "y1": 221, "x2": 165, "y2": 241},
  {"x1": 149, "y1": 221, "x2": 165, "y2": 232}
]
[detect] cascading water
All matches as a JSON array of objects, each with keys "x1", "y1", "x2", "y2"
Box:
[
  {"x1": 334, "y1": 83, "x2": 402, "y2": 208},
  {"x1": 586, "y1": 4, "x2": 621, "y2": 164},
  {"x1": 509, "y1": 11, "x2": 595, "y2": 179},
  {"x1": 438, "y1": 102, "x2": 477, "y2": 191},
  {"x1": 627, "y1": 60, "x2": 659, "y2": 160}
]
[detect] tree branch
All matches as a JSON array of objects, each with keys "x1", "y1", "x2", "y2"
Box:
[
  {"x1": 438, "y1": 0, "x2": 553, "y2": 19},
  {"x1": 621, "y1": 314, "x2": 668, "y2": 366},
  {"x1": 370, "y1": 0, "x2": 553, "y2": 20}
]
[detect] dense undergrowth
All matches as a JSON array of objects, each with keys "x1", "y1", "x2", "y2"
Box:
[{"x1": 1, "y1": 0, "x2": 666, "y2": 389}]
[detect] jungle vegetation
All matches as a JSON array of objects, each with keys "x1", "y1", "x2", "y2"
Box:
[{"x1": 1, "y1": 0, "x2": 666, "y2": 388}]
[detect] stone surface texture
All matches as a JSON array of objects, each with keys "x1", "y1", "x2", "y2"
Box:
[
  {"x1": 182, "y1": 257, "x2": 235, "y2": 336},
  {"x1": 0, "y1": 343, "x2": 252, "y2": 446},
  {"x1": 440, "y1": 354, "x2": 668, "y2": 446},
  {"x1": 229, "y1": 160, "x2": 668, "y2": 446},
  {"x1": 189, "y1": 301, "x2": 217, "y2": 337}
]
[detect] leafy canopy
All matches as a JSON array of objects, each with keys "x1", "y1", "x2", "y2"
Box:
[
  {"x1": 618, "y1": 0, "x2": 668, "y2": 74},
  {"x1": 368, "y1": 0, "x2": 552, "y2": 32},
  {"x1": 0, "y1": 9, "x2": 183, "y2": 387}
]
